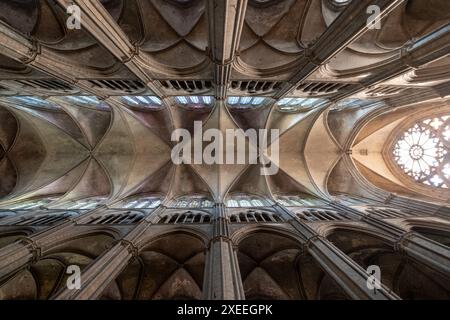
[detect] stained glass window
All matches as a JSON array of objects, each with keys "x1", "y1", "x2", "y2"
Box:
[
  {"x1": 176, "y1": 96, "x2": 214, "y2": 109},
  {"x1": 201, "y1": 199, "x2": 214, "y2": 207},
  {"x1": 8, "y1": 199, "x2": 51, "y2": 210},
  {"x1": 227, "y1": 199, "x2": 239, "y2": 207},
  {"x1": 121, "y1": 96, "x2": 162, "y2": 109},
  {"x1": 276, "y1": 196, "x2": 309, "y2": 206},
  {"x1": 66, "y1": 198, "x2": 104, "y2": 210},
  {"x1": 66, "y1": 96, "x2": 102, "y2": 106},
  {"x1": 227, "y1": 96, "x2": 267, "y2": 108},
  {"x1": 251, "y1": 199, "x2": 264, "y2": 207},
  {"x1": 393, "y1": 115, "x2": 450, "y2": 188},
  {"x1": 121, "y1": 198, "x2": 160, "y2": 209},
  {"x1": 333, "y1": 99, "x2": 383, "y2": 111},
  {"x1": 239, "y1": 200, "x2": 252, "y2": 207},
  {"x1": 176, "y1": 200, "x2": 189, "y2": 208},
  {"x1": 190, "y1": 200, "x2": 200, "y2": 208},
  {"x1": 277, "y1": 98, "x2": 326, "y2": 112},
  {"x1": 5, "y1": 96, "x2": 60, "y2": 110}
]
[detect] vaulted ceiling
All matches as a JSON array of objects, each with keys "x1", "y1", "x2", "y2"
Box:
[{"x1": 0, "y1": 0, "x2": 449, "y2": 208}]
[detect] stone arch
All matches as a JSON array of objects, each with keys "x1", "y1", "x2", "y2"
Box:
[
  {"x1": 231, "y1": 226, "x2": 338, "y2": 300},
  {"x1": 0, "y1": 228, "x2": 32, "y2": 250},
  {"x1": 326, "y1": 227, "x2": 450, "y2": 299},
  {"x1": 0, "y1": 230, "x2": 117, "y2": 300},
  {"x1": 100, "y1": 230, "x2": 208, "y2": 300},
  {"x1": 411, "y1": 226, "x2": 450, "y2": 247},
  {"x1": 402, "y1": 220, "x2": 450, "y2": 247}
]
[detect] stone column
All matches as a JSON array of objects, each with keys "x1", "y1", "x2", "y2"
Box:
[
  {"x1": 52, "y1": 239, "x2": 137, "y2": 300},
  {"x1": 0, "y1": 205, "x2": 117, "y2": 281},
  {"x1": 203, "y1": 203, "x2": 245, "y2": 300},
  {"x1": 275, "y1": 0, "x2": 406, "y2": 98},
  {"x1": 332, "y1": 202, "x2": 450, "y2": 278},
  {"x1": 206, "y1": 0, "x2": 248, "y2": 99},
  {"x1": 0, "y1": 221, "x2": 75, "y2": 281},
  {"x1": 389, "y1": 195, "x2": 450, "y2": 219},
  {"x1": 0, "y1": 239, "x2": 38, "y2": 282},
  {"x1": 275, "y1": 204, "x2": 399, "y2": 300},
  {"x1": 55, "y1": 0, "x2": 163, "y2": 96},
  {"x1": 51, "y1": 207, "x2": 160, "y2": 300},
  {"x1": 0, "y1": 20, "x2": 102, "y2": 95}
]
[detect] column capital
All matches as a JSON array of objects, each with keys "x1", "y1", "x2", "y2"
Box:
[
  {"x1": 303, "y1": 47, "x2": 322, "y2": 67},
  {"x1": 122, "y1": 44, "x2": 140, "y2": 63},
  {"x1": 305, "y1": 234, "x2": 399, "y2": 300},
  {"x1": 208, "y1": 235, "x2": 237, "y2": 249},
  {"x1": 19, "y1": 39, "x2": 40, "y2": 65},
  {"x1": 18, "y1": 237, "x2": 41, "y2": 263},
  {"x1": 302, "y1": 234, "x2": 324, "y2": 250},
  {"x1": 118, "y1": 239, "x2": 139, "y2": 259},
  {"x1": 393, "y1": 231, "x2": 415, "y2": 252},
  {"x1": 384, "y1": 193, "x2": 397, "y2": 204}
]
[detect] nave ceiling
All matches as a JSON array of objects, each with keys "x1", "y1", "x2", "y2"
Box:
[{"x1": 0, "y1": 0, "x2": 450, "y2": 302}]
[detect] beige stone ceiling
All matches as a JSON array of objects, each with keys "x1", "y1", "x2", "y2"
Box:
[{"x1": 0, "y1": 0, "x2": 449, "y2": 207}]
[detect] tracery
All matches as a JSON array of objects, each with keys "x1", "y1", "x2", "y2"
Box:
[{"x1": 393, "y1": 115, "x2": 450, "y2": 188}]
